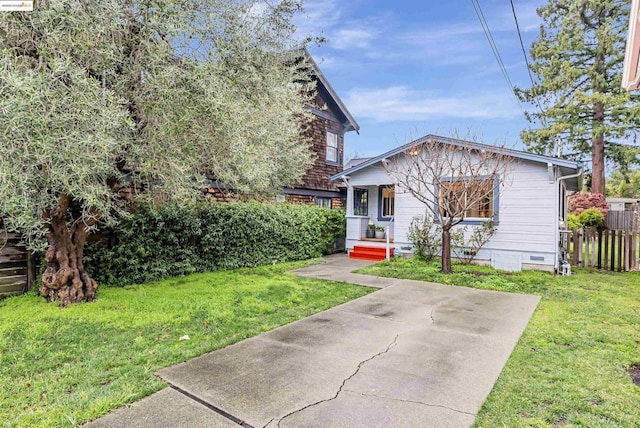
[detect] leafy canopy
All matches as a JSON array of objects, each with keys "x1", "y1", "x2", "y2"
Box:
[
  {"x1": 606, "y1": 169, "x2": 640, "y2": 198},
  {"x1": 0, "y1": 0, "x2": 315, "y2": 249},
  {"x1": 518, "y1": 0, "x2": 640, "y2": 179}
]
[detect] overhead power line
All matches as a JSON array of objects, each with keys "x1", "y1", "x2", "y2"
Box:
[
  {"x1": 470, "y1": 0, "x2": 526, "y2": 117},
  {"x1": 509, "y1": 0, "x2": 548, "y2": 127}
]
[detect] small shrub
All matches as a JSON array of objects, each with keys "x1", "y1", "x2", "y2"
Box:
[
  {"x1": 567, "y1": 213, "x2": 582, "y2": 230},
  {"x1": 579, "y1": 208, "x2": 605, "y2": 228},
  {"x1": 408, "y1": 215, "x2": 441, "y2": 261},
  {"x1": 457, "y1": 219, "x2": 496, "y2": 265}
]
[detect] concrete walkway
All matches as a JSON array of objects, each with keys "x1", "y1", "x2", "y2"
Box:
[{"x1": 87, "y1": 255, "x2": 540, "y2": 428}]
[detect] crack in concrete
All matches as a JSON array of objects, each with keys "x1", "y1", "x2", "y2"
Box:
[
  {"x1": 429, "y1": 305, "x2": 436, "y2": 323},
  {"x1": 261, "y1": 418, "x2": 275, "y2": 428},
  {"x1": 168, "y1": 385, "x2": 252, "y2": 427},
  {"x1": 428, "y1": 298, "x2": 455, "y2": 324},
  {"x1": 343, "y1": 390, "x2": 476, "y2": 417},
  {"x1": 273, "y1": 334, "x2": 400, "y2": 427}
]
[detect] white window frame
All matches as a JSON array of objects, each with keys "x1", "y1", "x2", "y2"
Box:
[{"x1": 326, "y1": 131, "x2": 338, "y2": 164}]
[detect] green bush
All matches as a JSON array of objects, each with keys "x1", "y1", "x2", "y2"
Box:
[
  {"x1": 567, "y1": 213, "x2": 582, "y2": 230},
  {"x1": 407, "y1": 215, "x2": 441, "y2": 261},
  {"x1": 85, "y1": 203, "x2": 345, "y2": 286},
  {"x1": 578, "y1": 208, "x2": 605, "y2": 228}
]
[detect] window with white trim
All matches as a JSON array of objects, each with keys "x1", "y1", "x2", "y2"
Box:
[{"x1": 326, "y1": 131, "x2": 338, "y2": 163}]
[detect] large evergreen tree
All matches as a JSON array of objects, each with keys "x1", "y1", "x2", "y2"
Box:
[
  {"x1": 0, "y1": 0, "x2": 315, "y2": 305},
  {"x1": 518, "y1": 0, "x2": 640, "y2": 194}
]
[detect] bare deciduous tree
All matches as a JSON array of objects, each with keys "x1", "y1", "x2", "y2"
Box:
[{"x1": 385, "y1": 136, "x2": 515, "y2": 273}]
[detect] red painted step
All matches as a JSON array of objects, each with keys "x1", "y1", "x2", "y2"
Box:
[{"x1": 349, "y1": 245, "x2": 395, "y2": 262}]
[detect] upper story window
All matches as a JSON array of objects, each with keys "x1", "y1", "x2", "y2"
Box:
[
  {"x1": 439, "y1": 178, "x2": 494, "y2": 219},
  {"x1": 326, "y1": 131, "x2": 338, "y2": 164}
]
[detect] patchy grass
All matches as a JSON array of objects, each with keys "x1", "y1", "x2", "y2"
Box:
[
  {"x1": 359, "y1": 258, "x2": 640, "y2": 427},
  {"x1": 0, "y1": 260, "x2": 373, "y2": 427}
]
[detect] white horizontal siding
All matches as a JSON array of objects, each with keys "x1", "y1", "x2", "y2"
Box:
[
  {"x1": 347, "y1": 164, "x2": 393, "y2": 186},
  {"x1": 343, "y1": 155, "x2": 560, "y2": 264},
  {"x1": 491, "y1": 160, "x2": 556, "y2": 254},
  {"x1": 394, "y1": 187, "x2": 428, "y2": 246},
  {"x1": 393, "y1": 162, "x2": 557, "y2": 253}
]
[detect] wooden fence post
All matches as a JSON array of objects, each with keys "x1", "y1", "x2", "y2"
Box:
[
  {"x1": 597, "y1": 229, "x2": 602, "y2": 269},
  {"x1": 573, "y1": 230, "x2": 581, "y2": 266},
  {"x1": 603, "y1": 230, "x2": 609, "y2": 270},
  {"x1": 624, "y1": 233, "x2": 633, "y2": 272},
  {"x1": 617, "y1": 230, "x2": 624, "y2": 272}
]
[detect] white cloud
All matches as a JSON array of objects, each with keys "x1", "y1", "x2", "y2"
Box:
[
  {"x1": 345, "y1": 86, "x2": 523, "y2": 122},
  {"x1": 294, "y1": 0, "x2": 342, "y2": 40},
  {"x1": 298, "y1": 1, "x2": 543, "y2": 72},
  {"x1": 332, "y1": 28, "x2": 377, "y2": 49}
]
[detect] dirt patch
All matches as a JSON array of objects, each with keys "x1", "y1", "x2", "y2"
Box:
[
  {"x1": 552, "y1": 417, "x2": 568, "y2": 426},
  {"x1": 628, "y1": 363, "x2": 640, "y2": 386}
]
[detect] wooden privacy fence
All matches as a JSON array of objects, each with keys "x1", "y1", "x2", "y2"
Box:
[
  {"x1": 561, "y1": 229, "x2": 640, "y2": 272},
  {"x1": 605, "y1": 210, "x2": 639, "y2": 232},
  {"x1": 0, "y1": 231, "x2": 33, "y2": 297}
]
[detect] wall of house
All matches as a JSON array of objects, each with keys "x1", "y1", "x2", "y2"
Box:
[
  {"x1": 347, "y1": 163, "x2": 392, "y2": 188},
  {"x1": 299, "y1": 99, "x2": 345, "y2": 192},
  {"x1": 395, "y1": 159, "x2": 557, "y2": 269},
  {"x1": 346, "y1": 158, "x2": 559, "y2": 270},
  {"x1": 480, "y1": 159, "x2": 557, "y2": 268}
]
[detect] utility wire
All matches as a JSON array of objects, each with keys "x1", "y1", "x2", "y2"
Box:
[
  {"x1": 470, "y1": 0, "x2": 526, "y2": 117},
  {"x1": 509, "y1": 0, "x2": 548, "y2": 127}
]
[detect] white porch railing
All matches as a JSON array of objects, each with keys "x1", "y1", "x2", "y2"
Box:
[{"x1": 386, "y1": 216, "x2": 394, "y2": 261}]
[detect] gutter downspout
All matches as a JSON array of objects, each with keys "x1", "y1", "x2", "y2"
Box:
[{"x1": 555, "y1": 167, "x2": 583, "y2": 272}]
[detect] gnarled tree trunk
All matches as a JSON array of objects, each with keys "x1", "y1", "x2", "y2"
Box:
[{"x1": 39, "y1": 195, "x2": 98, "y2": 307}]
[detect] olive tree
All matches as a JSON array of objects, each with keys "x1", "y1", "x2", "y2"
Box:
[
  {"x1": 0, "y1": 0, "x2": 315, "y2": 305},
  {"x1": 385, "y1": 136, "x2": 514, "y2": 273}
]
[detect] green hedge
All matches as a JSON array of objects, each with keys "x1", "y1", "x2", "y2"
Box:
[{"x1": 85, "y1": 203, "x2": 346, "y2": 286}]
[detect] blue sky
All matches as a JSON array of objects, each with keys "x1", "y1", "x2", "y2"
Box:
[{"x1": 294, "y1": 0, "x2": 546, "y2": 162}]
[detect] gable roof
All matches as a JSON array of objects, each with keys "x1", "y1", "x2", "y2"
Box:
[
  {"x1": 344, "y1": 157, "x2": 372, "y2": 170},
  {"x1": 304, "y1": 49, "x2": 360, "y2": 133},
  {"x1": 330, "y1": 134, "x2": 583, "y2": 181}
]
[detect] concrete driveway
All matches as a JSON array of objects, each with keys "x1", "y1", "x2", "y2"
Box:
[{"x1": 87, "y1": 256, "x2": 539, "y2": 428}]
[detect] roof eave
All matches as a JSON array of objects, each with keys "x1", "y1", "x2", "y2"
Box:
[
  {"x1": 330, "y1": 134, "x2": 583, "y2": 181},
  {"x1": 304, "y1": 48, "x2": 360, "y2": 134}
]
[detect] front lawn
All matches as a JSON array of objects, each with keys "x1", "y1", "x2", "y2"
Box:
[
  {"x1": 0, "y1": 260, "x2": 373, "y2": 427},
  {"x1": 359, "y1": 258, "x2": 640, "y2": 427}
]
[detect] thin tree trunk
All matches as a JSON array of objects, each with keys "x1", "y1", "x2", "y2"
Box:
[
  {"x1": 441, "y1": 228, "x2": 452, "y2": 273},
  {"x1": 591, "y1": 101, "x2": 605, "y2": 194},
  {"x1": 39, "y1": 195, "x2": 98, "y2": 307}
]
